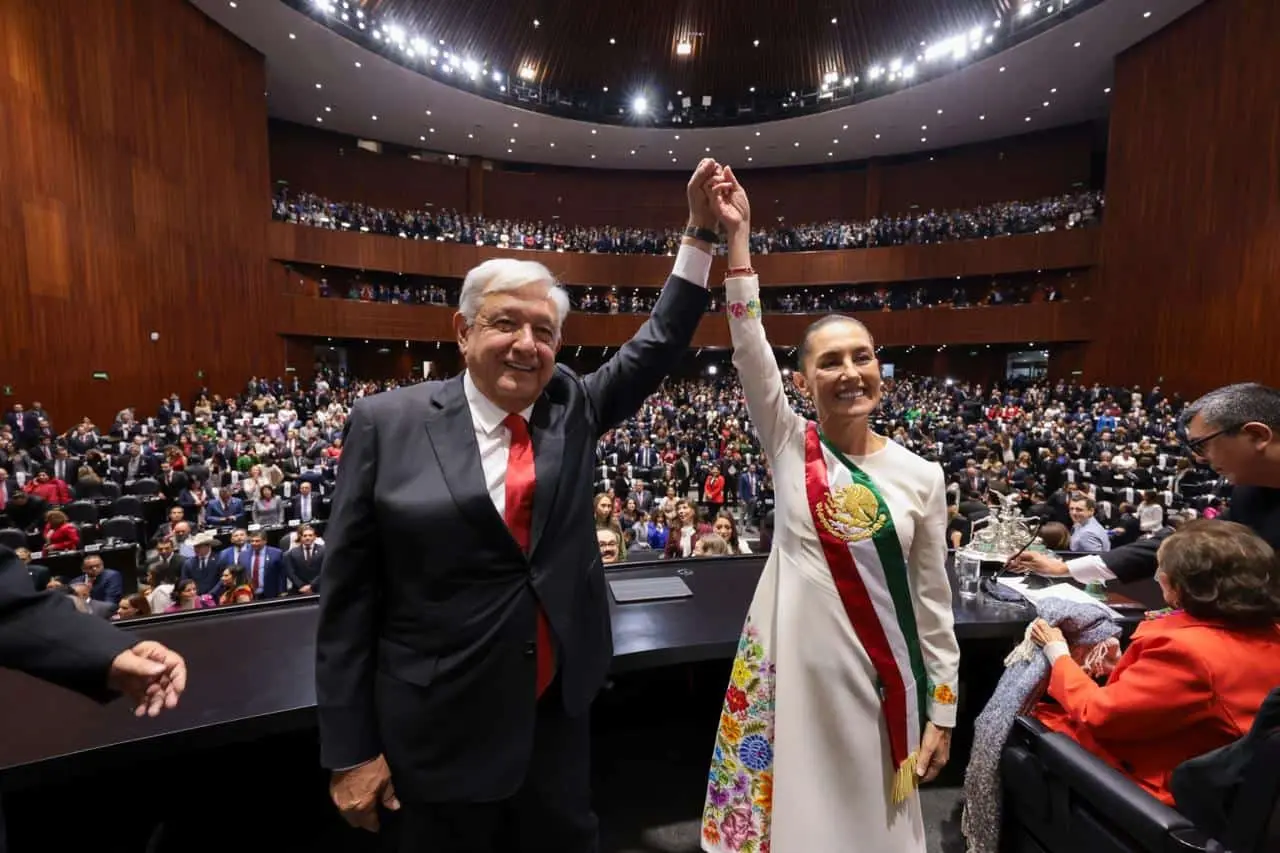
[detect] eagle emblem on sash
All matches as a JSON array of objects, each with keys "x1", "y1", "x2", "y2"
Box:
[{"x1": 817, "y1": 482, "x2": 887, "y2": 543}]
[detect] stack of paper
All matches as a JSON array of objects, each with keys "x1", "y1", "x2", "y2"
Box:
[{"x1": 996, "y1": 576, "x2": 1122, "y2": 619}]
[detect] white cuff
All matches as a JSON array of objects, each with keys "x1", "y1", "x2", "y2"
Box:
[
  {"x1": 1066, "y1": 555, "x2": 1116, "y2": 583},
  {"x1": 1043, "y1": 641, "x2": 1071, "y2": 664},
  {"x1": 671, "y1": 243, "x2": 712, "y2": 289}
]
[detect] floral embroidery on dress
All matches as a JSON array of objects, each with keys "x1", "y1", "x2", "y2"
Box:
[
  {"x1": 704, "y1": 617, "x2": 775, "y2": 852},
  {"x1": 727, "y1": 299, "x2": 762, "y2": 320},
  {"x1": 931, "y1": 684, "x2": 957, "y2": 705}
]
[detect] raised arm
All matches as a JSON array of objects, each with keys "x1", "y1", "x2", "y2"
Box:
[
  {"x1": 710, "y1": 166, "x2": 803, "y2": 459},
  {"x1": 582, "y1": 160, "x2": 717, "y2": 431}
]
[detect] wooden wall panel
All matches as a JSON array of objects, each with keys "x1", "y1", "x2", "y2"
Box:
[
  {"x1": 0, "y1": 0, "x2": 276, "y2": 427},
  {"x1": 270, "y1": 223, "x2": 1098, "y2": 288},
  {"x1": 276, "y1": 294, "x2": 1091, "y2": 350},
  {"x1": 876, "y1": 125, "x2": 1096, "y2": 213},
  {"x1": 1086, "y1": 0, "x2": 1280, "y2": 395}
]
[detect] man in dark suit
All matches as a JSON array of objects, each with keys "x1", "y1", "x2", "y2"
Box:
[
  {"x1": 1014, "y1": 382, "x2": 1280, "y2": 583},
  {"x1": 316, "y1": 161, "x2": 720, "y2": 851},
  {"x1": 239, "y1": 530, "x2": 284, "y2": 598},
  {"x1": 180, "y1": 531, "x2": 223, "y2": 597},
  {"x1": 289, "y1": 480, "x2": 323, "y2": 524},
  {"x1": 283, "y1": 525, "x2": 323, "y2": 594},
  {"x1": 205, "y1": 487, "x2": 245, "y2": 527},
  {"x1": 68, "y1": 554, "x2": 124, "y2": 607}
]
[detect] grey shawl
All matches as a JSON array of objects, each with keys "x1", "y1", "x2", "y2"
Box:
[{"x1": 961, "y1": 596, "x2": 1122, "y2": 853}]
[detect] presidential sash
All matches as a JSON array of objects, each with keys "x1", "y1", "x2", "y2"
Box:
[{"x1": 804, "y1": 422, "x2": 928, "y2": 803}]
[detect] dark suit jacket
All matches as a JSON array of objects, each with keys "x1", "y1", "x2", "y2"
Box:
[
  {"x1": 70, "y1": 569, "x2": 124, "y2": 606},
  {"x1": 315, "y1": 274, "x2": 708, "y2": 802},
  {"x1": 181, "y1": 555, "x2": 223, "y2": 597},
  {"x1": 0, "y1": 547, "x2": 131, "y2": 702},
  {"x1": 289, "y1": 493, "x2": 325, "y2": 523},
  {"x1": 1100, "y1": 486, "x2": 1280, "y2": 583},
  {"x1": 283, "y1": 545, "x2": 324, "y2": 591}
]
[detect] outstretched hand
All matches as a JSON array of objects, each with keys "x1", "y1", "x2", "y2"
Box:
[
  {"x1": 107, "y1": 640, "x2": 187, "y2": 717},
  {"x1": 705, "y1": 166, "x2": 751, "y2": 234},
  {"x1": 686, "y1": 158, "x2": 721, "y2": 230}
]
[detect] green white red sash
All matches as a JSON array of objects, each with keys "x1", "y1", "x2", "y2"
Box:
[{"x1": 804, "y1": 422, "x2": 928, "y2": 803}]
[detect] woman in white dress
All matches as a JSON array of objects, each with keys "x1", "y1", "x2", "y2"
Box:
[{"x1": 699, "y1": 167, "x2": 961, "y2": 853}]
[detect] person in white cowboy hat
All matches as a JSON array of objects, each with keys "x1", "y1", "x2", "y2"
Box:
[{"x1": 180, "y1": 530, "x2": 222, "y2": 598}]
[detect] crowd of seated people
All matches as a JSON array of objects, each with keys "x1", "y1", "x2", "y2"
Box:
[
  {"x1": 272, "y1": 187, "x2": 1102, "y2": 256},
  {"x1": 313, "y1": 271, "x2": 1077, "y2": 318},
  {"x1": 2, "y1": 365, "x2": 1228, "y2": 615}
]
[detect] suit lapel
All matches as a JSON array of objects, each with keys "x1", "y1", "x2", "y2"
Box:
[
  {"x1": 423, "y1": 378, "x2": 520, "y2": 553},
  {"x1": 529, "y1": 393, "x2": 564, "y2": 557}
]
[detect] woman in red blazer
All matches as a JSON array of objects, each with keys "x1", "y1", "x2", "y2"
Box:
[
  {"x1": 42, "y1": 509, "x2": 80, "y2": 552},
  {"x1": 703, "y1": 466, "x2": 726, "y2": 508},
  {"x1": 1030, "y1": 520, "x2": 1280, "y2": 805}
]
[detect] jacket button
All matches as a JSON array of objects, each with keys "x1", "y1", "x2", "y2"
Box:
[{"x1": 524, "y1": 642, "x2": 537, "y2": 656}]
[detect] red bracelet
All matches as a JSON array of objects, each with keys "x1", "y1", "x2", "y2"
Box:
[{"x1": 725, "y1": 266, "x2": 756, "y2": 277}]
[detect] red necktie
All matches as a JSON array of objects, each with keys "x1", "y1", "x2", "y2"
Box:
[
  {"x1": 252, "y1": 550, "x2": 261, "y2": 590},
  {"x1": 504, "y1": 414, "x2": 555, "y2": 697}
]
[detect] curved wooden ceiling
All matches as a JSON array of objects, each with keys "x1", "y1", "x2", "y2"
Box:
[{"x1": 363, "y1": 0, "x2": 1011, "y2": 101}]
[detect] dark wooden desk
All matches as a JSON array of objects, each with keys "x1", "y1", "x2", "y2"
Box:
[{"x1": 0, "y1": 551, "x2": 1156, "y2": 789}]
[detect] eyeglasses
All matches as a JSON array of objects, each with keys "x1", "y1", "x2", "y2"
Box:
[{"x1": 1180, "y1": 425, "x2": 1242, "y2": 457}]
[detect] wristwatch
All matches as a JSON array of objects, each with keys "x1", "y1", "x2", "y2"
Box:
[{"x1": 683, "y1": 226, "x2": 721, "y2": 244}]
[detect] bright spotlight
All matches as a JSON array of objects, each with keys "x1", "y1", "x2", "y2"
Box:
[
  {"x1": 519, "y1": 65, "x2": 536, "y2": 81},
  {"x1": 868, "y1": 65, "x2": 884, "y2": 80},
  {"x1": 462, "y1": 58, "x2": 479, "y2": 76},
  {"x1": 632, "y1": 96, "x2": 649, "y2": 114},
  {"x1": 889, "y1": 57, "x2": 903, "y2": 72},
  {"x1": 707, "y1": 365, "x2": 718, "y2": 376},
  {"x1": 1019, "y1": 3, "x2": 1034, "y2": 17},
  {"x1": 410, "y1": 37, "x2": 427, "y2": 53},
  {"x1": 823, "y1": 70, "x2": 838, "y2": 84},
  {"x1": 387, "y1": 24, "x2": 405, "y2": 44},
  {"x1": 492, "y1": 70, "x2": 503, "y2": 82},
  {"x1": 902, "y1": 64, "x2": 917, "y2": 79},
  {"x1": 676, "y1": 40, "x2": 692, "y2": 56}
]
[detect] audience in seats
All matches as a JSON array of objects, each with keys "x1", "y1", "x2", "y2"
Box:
[
  {"x1": 68, "y1": 554, "x2": 124, "y2": 607},
  {"x1": 164, "y1": 578, "x2": 215, "y2": 613},
  {"x1": 596, "y1": 527, "x2": 621, "y2": 566},
  {"x1": 41, "y1": 509, "x2": 80, "y2": 552},
  {"x1": 1067, "y1": 493, "x2": 1111, "y2": 552},
  {"x1": 273, "y1": 187, "x2": 1102, "y2": 255},
  {"x1": 1027, "y1": 520, "x2": 1280, "y2": 805}
]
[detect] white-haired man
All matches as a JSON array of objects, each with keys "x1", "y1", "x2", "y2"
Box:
[{"x1": 318, "y1": 160, "x2": 723, "y2": 851}]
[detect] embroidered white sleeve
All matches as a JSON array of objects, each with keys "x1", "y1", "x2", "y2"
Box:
[{"x1": 725, "y1": 275, "x2": 803, "y2": 460}]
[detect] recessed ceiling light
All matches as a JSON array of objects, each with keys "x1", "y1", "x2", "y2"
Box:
[
  {"x1": 832, "y1": 138, "x2": 839, "y2": 143},
  {"x1": 828, "y1": 152, "x2": 833, "y2": 157},
  {"x1": 875, "y1": 133, "x2": 881, "y2": 139},
  {"x1": 508, "y1": 148, "x2": 513, "y2": 153},
  {"x1": 921, "y1": 125, "x2": 927, "y2": 130},
  {"x1": 979, "y1": 114, "x2": 986, "y2": 120},
  {"x1": 420, "y1": 135, "x2": 426, "y2": 141},
  {"x1": 831, "y1": 17, "x2": 837, "y2": 24},
  {"x1": 533, "y1": 18, "x2": 540, "y2": 26},
  {"x1": 747, "y1": 156, "x2": 753, "y2": 162},
  {"x1": 1025, "y1": 116, "x2": 1031, "y2": 122},
  {"x1": 921, "y1": 137, "x2": 927, "y2": 142},
  {"x1": 753, "y1": 39, "x2": 760, "y2": 47},
  {"x1": 550, "y1": 142, "x2": 556, "y2": 147},
  {"x1": 609, "y1": 37, "x2": 616, "y2": 44},
  {"x1": 937, "y1": 109, "x2": 943, "y2": 114},
  {"x1": 355, "y1": 61, "x2": 361, "y2": 68},
  {"x1": 1143, "y1": 11, "x2": 1151, "y2": 18},
  {"x1": 429, "y1": 128, "x2": 435, "y2": 133},
  {"x1": 371, "y1": 115, "x2": 378, "y2": 120},
  {"x1": 324, "y1": 106, "x2": 332, "y2": 112},
  {"x1": 1050, "y1": 88, "x2": 1058, "y2": 93},
  {"x1": 1074, "y1": 41, "x2": 1081, "y2": 47},
  {"x1": 842, "y1": 124, "x2": 849, "y2": 130},
  {"x1": 289, "y1": 33, "x2": 296, "y2": 40},
  {"x1": 602, "y1": 86, "x2": 609, "y2": 92},
  {"x1": 1043, "y1": 101, "x2": 1050, "y2": 107},
  {"x1": 513, "y1": 122, "x2": 519, "y2": 128},
  {"x1": 315, "y1": 83, "x2": 322, "y2": 89},
  {"x1": 794, "y1": 141, "x2": 800, "y2": 147},
  {"x1": 999, "y1": 66, "x2": 1006, "y2": 72},
  {"x1": 669, "y1": 150, "x2": 674, "y2": 154},
  {"x1": 705, "y1": 147, "x2": 711, "y2": 152},
  {"x1": 1104, "y1": 87, "x2": 1112, "y2": 93},
  {"x1": 467, "y1": 132, "x2": 474, "y2": 138},
  {"x1": 755, "y1": 130, "x2": 761, "y2": 136},
  {"x1": 749, "y1": 86, "x2": 756, "y2": 93},
  {"x1": 228, "y1": 1, "x2": 236, "y2": 7},
  {"x1": 674, "y1": 134, "x2": 681, "y2": 140},
  {"x1": 509, "y1": 137, "x2": 515, "y2": 143},
  {"x1": 630, "y1": 149, "x2": 636, "y2": 155},
  {"x1": 590, "y1": 154, "x2": 596, "y2": 159},
  {"x1": 425, "y1": 110, "x2": 432, "y2": 116},
  {"x1": 672, "y1": 157, "x2": 677, "y2": 163},
  {"x1": 591, "y1": 129, "x2": 597, "y2": 134},
  {"x1": 315, "y1": 117, "x2": 323, "y2": 123}
]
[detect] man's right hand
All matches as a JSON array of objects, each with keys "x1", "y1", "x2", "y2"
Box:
[
  {"x1": 330, "y1": 754, "x2": 399, "y2": 832},
  {"x1": 1008, "y1": 551, "x2": 1070, "y2": 576}
]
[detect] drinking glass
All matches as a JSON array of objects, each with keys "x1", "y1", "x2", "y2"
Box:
[{"x1": 955, "y1": 553, "x2": 982, "y2": 600}]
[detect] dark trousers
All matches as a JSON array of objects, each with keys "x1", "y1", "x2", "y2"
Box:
[{"x1": 382, "y1": 686, "x2": 598, "y2": 853}]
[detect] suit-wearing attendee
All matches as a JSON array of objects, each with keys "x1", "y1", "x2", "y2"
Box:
[
  {"x1": 49, "y1": 453, "x2": 77, "y2": 485},
  {"x1": 13, "y1": 547, "x2": 50, "y2": 592},
  {"x1": 180, "y1": 531, "x2": 223, "y2": 597},
  {"x1": 1067, "y1": 493, "x2": 1110, "y2": 553},
  {"x1": 205, "y1": 488, "x2": 245, "y2": 527},
  {"x1": 316, "y1": 162, "x2": 716, "y2": 850},
  {"x1": 241, "y1": 531, "x2": 284, "y2": 598},
  {"x1": 217, "y1": 528, "x2": 250, "y2": 569},
  {"x1": 1029, "y1": 521, "x2": 1280, "y2": 806},
  {"x1": 1013, "y1": 383, "x2": 1280, "y2": 584},
  {"x1": 251, "y1": 485, "x2": 284, "y2": 526},
  {"x1": 283, "y1": 526, "x2": 323, "y2": 594},
  {"x1": 69, "y1": 554, "x2": 124, "y2": 606},
  {"x1": 290, "y1": 482, "x2": 321, "y2": 524}
]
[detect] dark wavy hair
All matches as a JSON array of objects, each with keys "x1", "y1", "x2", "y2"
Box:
[{"x1": 1157, "y1": 520, "x2": 1280, "y2": 626}]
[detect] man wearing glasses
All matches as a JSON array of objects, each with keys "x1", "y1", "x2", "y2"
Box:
[{"x1": 1011, "y1": 382, "x2": 1280, "y2": 583}]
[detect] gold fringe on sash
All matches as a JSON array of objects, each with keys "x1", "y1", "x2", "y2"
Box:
[{"x1": 891, "y1": 751, "x2": 920, "y2": 804}]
